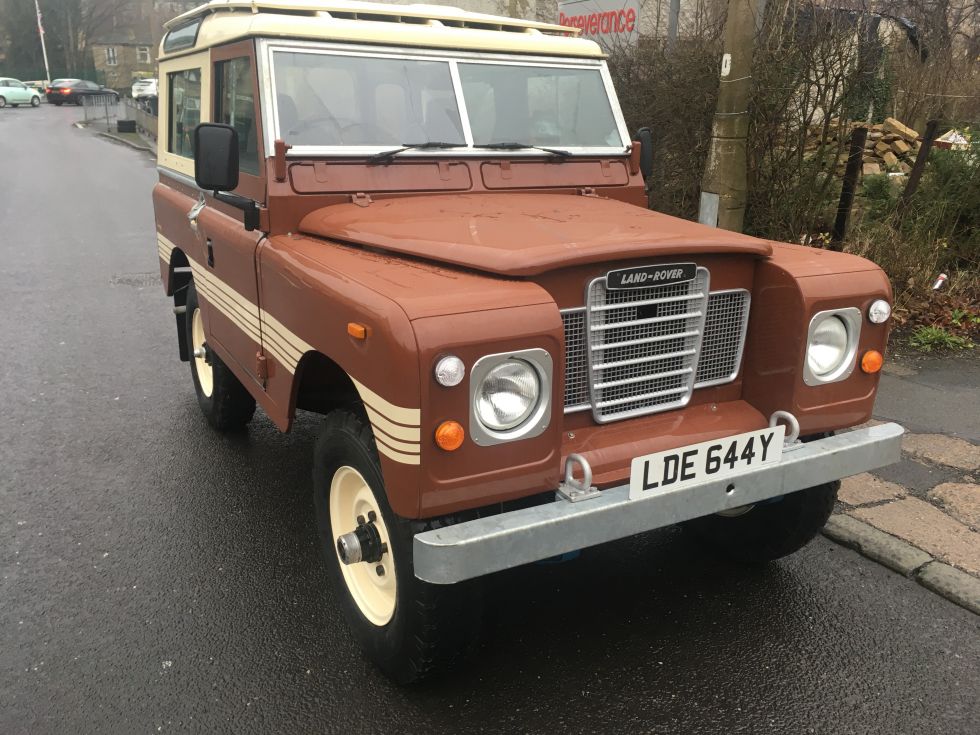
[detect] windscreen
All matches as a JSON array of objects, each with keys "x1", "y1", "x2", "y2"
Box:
[
  {"x1": 458, "y1": 63, "x2": 622, "y2": 148},
  {"x1": 272, "y1": 51, "x2": 465, "y2": 147},
  {"x1": 271, "y1": 50, "x2": 625, "y2": 151}
]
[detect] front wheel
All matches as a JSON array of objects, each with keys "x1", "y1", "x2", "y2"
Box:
[
  {"x1": 31, "y1": 96, "x2": 40, "y2": 107},
  {"x1": 0, "y1": 97, "x2": 6, "y2": 108},
  {"x1": 313, "y1": 410, "x2": 483, "y2": 684},
  {"x1": 184, "y1": 282, "x2": 256, "y2": 430}
]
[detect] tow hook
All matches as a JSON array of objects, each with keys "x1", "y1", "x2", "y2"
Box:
[{"x1": 336, "y1": 515, "x2": 388, "y2": 565}]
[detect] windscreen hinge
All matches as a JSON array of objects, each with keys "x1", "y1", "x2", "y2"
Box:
[
  {"x1": 578, "y1": 187, "x2": 598, "y2": 197},
  {"x1": 351, "y1": 192, "x2": 373, "y2": 207}
]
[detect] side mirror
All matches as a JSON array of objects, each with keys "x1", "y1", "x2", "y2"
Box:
[
  {"x1": 636, "y1": 127, "x2": 654, "y2": 180},
  {"x1": 194, "y1": 123, "x2": 239, "y2": 192}
]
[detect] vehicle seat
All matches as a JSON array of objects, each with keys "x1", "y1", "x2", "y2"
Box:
[{"x1": 277, "y1": 93, "x2": 300, "y2": 138}]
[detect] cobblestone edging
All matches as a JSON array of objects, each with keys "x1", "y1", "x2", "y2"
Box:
[
  {"x1": 823, "y1": 515, "x2": 980, "y2": 615},
  {"x1": 823, "y1": 429, "x2": 980, "y2": 616}
]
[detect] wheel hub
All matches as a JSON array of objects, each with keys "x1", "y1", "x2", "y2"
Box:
[{"x1": 336, "y1": 516, "x2": 388, "y2": 565}]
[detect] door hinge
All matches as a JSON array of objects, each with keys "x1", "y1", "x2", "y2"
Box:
[
  {"x1": 256, "y1": 352, "x2": 268, "y2": 380},
  {"x1": 578, "y1": 187, "x2": 597, "y2": 197},
  {"x1": 351, "y1": 192, "x2": 373, "y2": 207}
]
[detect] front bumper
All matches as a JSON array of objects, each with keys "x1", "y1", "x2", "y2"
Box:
[{"x1": 414, "y1": 422, "x2": 904, "y2": 584}]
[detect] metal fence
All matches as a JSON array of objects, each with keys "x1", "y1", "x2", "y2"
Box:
[
  {"x1": 124, "y1": 98, "x2": 159, "y2": 140},
  {"x1": 81, "y1": 94, "x2": 121, "y2": 131}
]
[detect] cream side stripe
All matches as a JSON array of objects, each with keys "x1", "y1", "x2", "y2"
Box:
[
  {"x1": 189, "y1": 265, "x2": 260, "y2": 325},
  {"x1": 374, "y1": 432, "x2": 420, "y2": 457},
  {"x1": 188, "y1": 266, "x2": 261, "y2": 332},
  {"x1": 259, "y1": 317, "x2": 305, "y2": 364},
  {"x1": 190, "y1": 262, "x2": 262, "y2": 317},
  {"x1": 260, "y1": 309, "x2": 313, "y2": 355},
  {"x1": 352, "y1": 377, "x2": 421, "y2": 426},
  {"x1": 370, "y1": 423, "x2": 421, "y2": 454},
  {"x1": 375, "y1": 440, "x2": 421, "y2": 466},
  {"x1": 364, "y1": 405, "x2": 421, "y2": 442},
  {"x1": 195, "y1": 282, "x2": 262, "y2": 344},
  {"x1": 260, "y1": 328, "x2": 303, "y2": 369}
]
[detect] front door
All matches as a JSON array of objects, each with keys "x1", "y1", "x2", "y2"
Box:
[{"x1": 192, "y1": 49, "x2": 267, "y2": 385}]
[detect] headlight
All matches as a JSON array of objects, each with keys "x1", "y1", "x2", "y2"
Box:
[
  {"x1": 469, "y1": 348, "x2": 553, "y2": 445},
  {"x1": 804, "y1": 308, "x2": 862, "y2": 385},
  {"x1": 476, "y1": 360, "x2": 540, "y2": 430},
  {"x1": 807, "y1": 317, "x2": 848, "y2": 376}
]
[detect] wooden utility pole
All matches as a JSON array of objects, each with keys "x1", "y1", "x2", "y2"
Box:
[{"x1": 698, "y1": 0, "x2": 760, "y2": 232}]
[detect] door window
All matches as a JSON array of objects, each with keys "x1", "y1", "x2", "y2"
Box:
[
  {"x1": 215, "y1": 57, "x2": 259, "y2": 175},
  {"x1": 168, "y1": 68, "x2": 202, "y2": 158}
]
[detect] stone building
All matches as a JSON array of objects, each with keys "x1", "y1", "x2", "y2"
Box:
[{"x1": 90, "y1": 0, "x2": 198, "y2": 92}]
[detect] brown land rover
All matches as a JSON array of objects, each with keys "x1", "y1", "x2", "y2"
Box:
[{"x1": 154, "y1": 0, "x2": 904, "y2": 683}]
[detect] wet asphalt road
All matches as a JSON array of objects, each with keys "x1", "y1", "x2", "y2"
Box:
[{"x1": 1, "y1": 105, "x2": 978, "y2": 735}]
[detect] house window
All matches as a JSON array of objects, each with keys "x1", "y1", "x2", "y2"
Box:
[
  {"x1": 105, "y1": 47, "x2": 118, "y2": 66},
  {"x1": 137, "y1": 46, "x2": 151, "y2": 64}
]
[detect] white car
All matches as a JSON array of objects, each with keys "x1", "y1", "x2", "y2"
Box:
[{"x1": 131, "y1": 78, "x2": 158, "y2": 99}]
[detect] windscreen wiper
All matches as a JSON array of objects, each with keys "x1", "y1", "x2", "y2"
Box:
[
  {"x1": 367, "y1": 141, "x2": 467, "y2": 165},
  {"x1": 479, "y1": 142, "x2": 572, "y2": 158}
]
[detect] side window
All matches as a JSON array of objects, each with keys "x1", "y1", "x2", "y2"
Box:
[
  {"x1": 214, "y1": 57, "x2": 259, "y2": 175},
  {"x1": 168, "y1": 68, "x2": 201, "y2": 158}
]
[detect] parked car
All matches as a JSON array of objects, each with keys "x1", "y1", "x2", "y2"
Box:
[
  {"x1": 23, "y1": 80, "x2": 49, "y2": 94},
  {"x1": 46, "y1": 79, "x2": 119, "y2": 106},
  {"x1": 45, "y1": 78, "x2": 79, "y2": 95},
  {"x1": 131, "y1": 78, "x2": 158, "y2": 99},
  {"x1": 155, "y1": 0, "x2": 903, "y2": 684},
  {"x1": 0, "y1": 78, "x2": 42, "y2": 108}
]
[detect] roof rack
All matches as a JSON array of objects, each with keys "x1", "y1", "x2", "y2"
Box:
[{"x1": 165, "y1": 0, "x2": 580, "y2": 37}]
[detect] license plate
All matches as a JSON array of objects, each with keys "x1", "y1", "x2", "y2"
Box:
[{"x1": 629, "y1": 426, "x2": 785, "y2": 500}]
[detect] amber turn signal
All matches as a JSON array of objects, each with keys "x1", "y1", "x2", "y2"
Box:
[
  {"x1": 347, "y1": 322, "x2": 368, "y2": 340},
  {"x1": 861, "y1": 350, "x2": 884, "y2": 374},
  {"x1": 435, "y1": 420, "x2": 465, "y2": 451}
]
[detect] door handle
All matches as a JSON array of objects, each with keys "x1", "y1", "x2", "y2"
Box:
[{"x1": 187, "y1": 194, "x2": 206, "y2": 234}]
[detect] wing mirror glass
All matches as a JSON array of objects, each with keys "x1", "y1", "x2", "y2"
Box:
[
  {"x1": 635, "y1": 127, "x2": 654, "y2": 180},
  {"x1": 194, "y1": 123, "x2": 239, "y2": 192}
]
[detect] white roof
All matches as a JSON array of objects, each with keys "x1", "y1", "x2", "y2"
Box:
[{"x1": 160, "y1": 0, "x2": 602, "y2": 59}]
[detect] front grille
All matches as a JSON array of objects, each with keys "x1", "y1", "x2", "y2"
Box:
[
  {"x1": 694, "y1": 289, "x2": 751, "y2": 387},
  {"x1": 561, "y1": 276, "x2": 750, "y2": 421}
]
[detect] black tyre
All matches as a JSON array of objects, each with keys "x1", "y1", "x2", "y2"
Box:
[
  {"x1": 313, "y1": 410, "x2": 483, "y2": 684},
  {"x1": 184, "y1": 282, "x2": 256, "y2": 430},
  {"x1": 31, "y1": 96, "x2": 40, "y2": 107},
  {"x1": 53, "y1": 101, "x2": 62, "y2": 106},
  {"x1": 684, "y1": 478, "x2": 839, "y2": 563},
  {"x1": 0, "y1": 96, "x2": 6, "y2": 108}
]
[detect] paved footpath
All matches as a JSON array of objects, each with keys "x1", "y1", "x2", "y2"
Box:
[{"x1": 824, "y1": 352, "x2": 980, "y2": 614}]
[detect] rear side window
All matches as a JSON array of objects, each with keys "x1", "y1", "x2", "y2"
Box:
[
  {"x1": 163, "y1": 20, "x2": 201, "y2": 54},
  {"x1": 215, "y1": 57, "x2": 259, "y2": 176},
  {"x1": 168, "y1": 68, "x2": 201, "y2": 158}
]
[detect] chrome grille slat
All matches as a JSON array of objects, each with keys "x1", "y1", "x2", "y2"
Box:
[
  {"x1": 561, "y1": 278, "x2": 750, "y2": 419},
  {"x1": 589, "y1": 310, "x2": 704, "y2": 331},
  {"x1": 589, "y1": 292, "x2": 706, "y2": 312},
  {"x1": 595, "y1": 385, "x2": 690, "y2": 409},
  {"x1": 589, "y1": 330, "x2": 700, "y2": 351},
  {"x1": 593, "y1": 348, "x2": 697, "y2": 370},
  {"x1": 594, "y1": 366, "x2": 693, "y2": 389}
]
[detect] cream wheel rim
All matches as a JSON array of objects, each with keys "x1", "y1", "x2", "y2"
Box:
[
  {"x1": 329, "y1": 466, "x2": 396, "y2": 626},
  {"x1": 191, "y1": 307, "x2": 214, "y2": 398}
]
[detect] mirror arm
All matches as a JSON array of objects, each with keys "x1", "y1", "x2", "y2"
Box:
[{"x1": 212, "y1": 190, "x2": 260, "y2": 232}]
